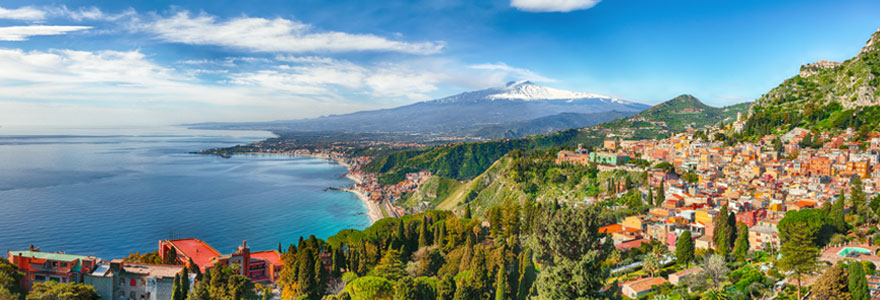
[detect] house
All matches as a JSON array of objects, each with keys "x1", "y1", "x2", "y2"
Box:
[
  {"x1": 668, "y1": 267, "x2": 703, "y2": 285},
  {"x1": 159, "y1": 239, "x2": 283, "y2": 283},
  {"x1": 84, "y1": 260, "x2": 184, "y2": 300},
  {"x1": 621, "y1": 277, "x2": 668, "y2": 298},
  {"x1": 6, "y1": 248, "x2": 99, "y2": 291}
]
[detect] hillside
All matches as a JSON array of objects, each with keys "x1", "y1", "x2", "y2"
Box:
[
  {"x1": 602, "y1": 94, "x2": 751, "y2": 139},
  {"x1": 745, "y1": 28, "x2": 880, "y2": 136},
  {"x1": 365, "y1": 94, "x2": 749, "y2": 185}
]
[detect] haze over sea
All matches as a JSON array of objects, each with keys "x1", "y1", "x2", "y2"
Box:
[{"x1": 0, "y1": 126, "x2": 370, "y2": 259}]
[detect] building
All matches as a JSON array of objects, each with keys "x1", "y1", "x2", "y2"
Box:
[
  {"x1": 621, "y1": 277, "x2": 667, "y2": 298},
  {"x1": 6, "y1": 248, "x2": 99, "y2": 291},
  {"x1": 214, "y1": 241, "x2": 283, "y2": 283},
  {"x1": 604, "y1": 139, "x2": 619, "y2": 150},
  {"x1": 589, "y1": 152, "x2": 630, "y2": 165},
  {"x1": 158, "y1": 239, "x2": 283, "y2": 284},
  {"x1": 158, "y1": 239, "x2": 221, "y2": 273},
  {"x1": 84, "y1": 260, "x2": 184, "y2": 300},
  {"x1": 555, "y1": 144, "x2": 590, "y2": 165},
  {"x1": 668, "y1": 267, "x2": 703, "y2": 285}
]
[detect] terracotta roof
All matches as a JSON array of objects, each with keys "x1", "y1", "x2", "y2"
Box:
[
  {"x1": 249, "y1": 251, "x2": 283, "y2": 265},
  {"x1": 169, "y1": 239, "x2": 221, "y2": 269},
  {"x1": 624, "y1": 277, "x2": 668, "y2": 293},
  {"x1": 615, "y1": 239, "x2": 649, "y2": 251}
]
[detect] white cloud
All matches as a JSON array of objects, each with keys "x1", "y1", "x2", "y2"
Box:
[
  {"x1": 510, "y1": 0, "x2": 601, "y2": 12},
  {"x1": 46, "y1": 6, "x2": 137, "y2": 21},
  {"x1": 469, "y1": 62, "x2": 555, "y2": 83},
  {"x1": 0, "y1": 26, "x2": 91, "y2": 41},
  {"x1": 143, "y1": 11, "x2": 445, "y2": 54},
  {"x1": 0, "y1": 6, "x2": 46, "y2": 21}
]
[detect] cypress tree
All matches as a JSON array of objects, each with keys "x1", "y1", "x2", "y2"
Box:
[
  {"x1": 647, "y1": 188, "x2": 654, "y2": 207},
  {"x1": 833, "y1": 194, "x2": 847, "y2": 232},
  {"x1": 314, "y1": 253, "x2": 327, "y2": 297},
  {"x1": 165, "y1": 247, "x2": 178, "y2": 265},
  {"x1": 419, "y1": 217, "x2": 431, "y2": 248},
  {"x1": 852, "y1": 176, "x2": 866, "y2": 216},
  {"x1": 395, "y1": 220, "x2": 406, "y2": 250},
  {"x1": 851, "y1": 262, "x2": 869, "y2": 300},
  {"x1": 278, "y1": 242, "x2": 282, "y2": 253},
  {"x1": 171, "y1": 273, "x2": 183, "y2": 300},
  {"x1": 726, "y1": 210, "x2": 737, "y2": 250},
  {"x1": 180, "y1": 267, "x2": 190, "y2": 295},
  {"x1": 713, "y1": 205, "x2": 730, "y2": 256},
  {"x1": 675, "y1": 231, "x2": 695, "y2": 267},
  {"x1": 297, "y1": 248, "x2": 318, "y2": 300},
  {"x1": 733, "y1": 223, "x2": 750, "y2": 261},
  {"x1": 656, "y1": 181, "x2": 666, "y2": 206},
  {"x1": 495, "y1": 267, "x2": 507, "y2": 300},
  {"x1": 465, "y1": 203, "x2": 472, "y2": 219},
  {"x1": 331, "y1": 246, "x2": 344, "y2": 278}
]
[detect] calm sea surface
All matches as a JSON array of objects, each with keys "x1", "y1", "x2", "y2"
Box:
[{"x1": 0, "y1": 126, "x2": 370, "y2": 259}]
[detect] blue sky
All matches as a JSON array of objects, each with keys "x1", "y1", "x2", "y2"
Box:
[{"x1": 0, "y1": 0, "x2": 879, "y2": 126}]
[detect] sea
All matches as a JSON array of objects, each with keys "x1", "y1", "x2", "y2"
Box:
[{"x1": 0, "y1": 126, "x2": 370, "y2": 259}]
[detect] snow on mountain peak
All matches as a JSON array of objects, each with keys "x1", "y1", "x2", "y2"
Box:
[{"x1": 489, "y1": 80, "x2": 629, "y2": 103}]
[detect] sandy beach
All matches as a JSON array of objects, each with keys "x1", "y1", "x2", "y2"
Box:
[{"x1": 348, "y1": 188, "x2": 383, "y2": 223}]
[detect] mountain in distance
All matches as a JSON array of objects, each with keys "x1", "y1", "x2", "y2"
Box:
[
  {"x1": 745, "y1": 28, "x2": 880, "y2": 136},
  {"x1": 600, "y1": 94, "x2": 751, "y2": 139},
  {"x1": 192, "y1": 81, "x2": 649, "y2": 140}
]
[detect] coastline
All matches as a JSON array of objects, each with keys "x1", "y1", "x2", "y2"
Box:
[{"x1": 217, "y1": 151, "x2": 383, "y2": 224}]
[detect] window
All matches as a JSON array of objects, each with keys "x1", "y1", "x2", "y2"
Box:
[
  {"x1": 130, "y1": 278, "x2": 136, "y2": 286},
  {"x1": 60, "y1": 263, "x2": 67, "y2": 268}
]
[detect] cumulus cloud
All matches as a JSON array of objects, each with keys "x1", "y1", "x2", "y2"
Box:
[
  {"x1": 143, "y1": 11, "x2": 445, "y2": 54},
  {"x1": 0, "y1": 26, "x2": 91, "y2": 41},
  {"x1": 0, "y1": 6, "x2": 46, "y2": 21},
  {"x1": 510, "y1": 0, "x2": 601, "y2": 12}
]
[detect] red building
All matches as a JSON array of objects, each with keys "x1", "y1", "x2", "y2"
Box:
[
  {"x1": 6, "y1": 247, "x2": 98, "y2": 291},
  {"x1": 158, "y1": 239, "x2": 283, "y2": 283},
  {"x1": 735, "y1": 210, "x2": 767, "y2": 227}
]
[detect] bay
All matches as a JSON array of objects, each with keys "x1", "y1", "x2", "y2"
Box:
[{"x1": 0, "y1": 126, "x2": 370, "y2": 259}]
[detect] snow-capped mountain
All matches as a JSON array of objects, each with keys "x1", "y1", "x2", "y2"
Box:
[{"x1": 193, "y1": 81, "x2": 650, "y2": 139}]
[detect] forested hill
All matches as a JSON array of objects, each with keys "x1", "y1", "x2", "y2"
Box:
[
  {"x1": 364, "y1": 94, "x2": 749, "y2": 185},
  {"x1": 744, "y1": 28, "x2": 880, "y2": 137}
]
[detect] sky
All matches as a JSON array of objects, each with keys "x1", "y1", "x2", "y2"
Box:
[{"x1": 1, "y1": 0, "x2": 879, "y2": 126}]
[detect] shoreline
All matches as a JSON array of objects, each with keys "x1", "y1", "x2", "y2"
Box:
[{"x1": 211, "y1": 151, "x2": 383, "y2": 224}]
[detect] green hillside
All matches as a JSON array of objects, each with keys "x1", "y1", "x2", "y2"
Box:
[
  {"x1": 602, "y1": 94, "x2": 750, "y2": 139},
  {"x1": 744, "y1": 28, "x2": 880, "y2": 137}
]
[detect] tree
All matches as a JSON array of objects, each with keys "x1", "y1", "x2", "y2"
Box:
[
  {"x1": 713, "y1": 206, "x2": 732, "y2": 257},
  {"x1": 297, "y1": 248, "x2": 320, "y2": 300},
  {"x1": 851, "y1": 176, "x2": 866, "y2": 217},
  {"x1": 370, "y1": 249, "x2": 406, "y2": 281},
  {"x1": 437, "y1": 274, "x2": 456, "y2": 300},
  {"x1": 850, "y1": 262, "x2": 869, "y2": 300},
  {"x1": 778, "y1": 221, "x2": 819, "y2": 300},
  {"x1": 419, "y1": 217, "x2": 431, "y2": 248},
  {"x1": 172, "y1": 273, "x2": 183, "y2": 300},
  {"x1": 676, "y1": 231, "x2": 695, "y2": 267},
  {"x1": 733, "y1": 223, "x2": 749, "y2": 261},
  {"x1": 643, "y1": 251, "x2": 661, "y2": 277},
  {"x1": 0, "y1": 259, "x2": 24, "y2": 300},
  {"x1": 647, "y1": 188, "x2": 654, "y2": 207},
  {"x1": 529, "y1": 206, "x2": 615, "y2": 299},
  {"x1": 833, "y1": 194, "x2": 847, "y2": 232},
  {"x1": 464, "y1": 203, "x2": 472, "y2": 219},
  {"x1": 26, "y1": 281, "x2": 99, "y2": 300},
  {"x1": 701, "y1": 255, "x2": 729, "y2": 290},
  {"x1": 812, "y1": 263, "x2": 850, "y2": 300},
  {"x1": 165, "y1": 247, "x2": 179, "y2": 265},
  {"x1": 656, "y1": 181, "x2": 666, "y2": 206},
  {"x1": 870, "y1": 195, "x2": 880, "y2": 222},
  {"x1": 773, "y1": 137, "x2": 783, "y2": 152},
  {"x1": 332, "y1": 246, "x2": 345, "y2": 278},
  {"x1": 495, "y1": 267, "x2": 508, "y2": 300},
  {"x1": 393, "y1": 277, "x2": 417, "y2": 300}
]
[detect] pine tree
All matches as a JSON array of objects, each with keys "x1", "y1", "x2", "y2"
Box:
[
  {"x1": 733, "y1": 223, "x2": 749, "y2": 261},
  {"x1": 278, "y1": 242, "x2": 282, "y2": 253},
  {"x1": 393, "y1": 277, "x2": 417, "y2": 300},
  {"x1": 395, "y1": 220, "x2": 406, "y2": 251},
  {"x1": 851, "y1": 262, "x2": 869, "y2": 300},
  {"x1": 812, "y1": 263, "x2": 850, "y2": 300},
  {"x1": 778, "y1": 221, "x2": 820, "y2": 300},
  {"x1": 726, "y1": 211, "x2": 737, "y2": 251},
  {"x1": 675, "y1": 231, "x2": 695, "y2": 267},
  {"x1": 314, "y1": 254, "x2": 327, "y2": 297},
  {"x1": 419, "y1": 217, "x2": 430, "y2": 248}
]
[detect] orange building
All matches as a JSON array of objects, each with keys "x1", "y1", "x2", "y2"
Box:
[
  {"x1": 809, "y1": 157, "x2": 832, "y2": 176},
  {"x1": 846, "y1": 160, "x2": 871, "y2": 178},
  {"x1": 6, "y1": 247, "x2": 99, "y2": 291}
]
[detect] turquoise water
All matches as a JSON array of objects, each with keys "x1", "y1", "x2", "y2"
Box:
[
  {"x1": 0, "y1": 126, "x2": 370, "y2": 259},
  {"x1": 838, "y1": 247, "x2": 872, "y2": 257}
]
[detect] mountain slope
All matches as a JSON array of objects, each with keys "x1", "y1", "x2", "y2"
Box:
[
  {"x1": 192, "y1": 81, "x2": 649, "y2": 139},
  {"x1": 745, "y1": 28, "x2": 880, "y2": 136},
  {"x1": 601, "y1": 94, "x2": 750, "y2": 139}
]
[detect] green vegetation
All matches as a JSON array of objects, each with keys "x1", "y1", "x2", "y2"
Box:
[{"x1": 25, "y1": 281, "x2": 99, "y2": 300}]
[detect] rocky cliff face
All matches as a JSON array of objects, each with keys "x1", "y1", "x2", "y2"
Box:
[{"x1": 752, "y1": 28, "x2": 880, "y2": 113}]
